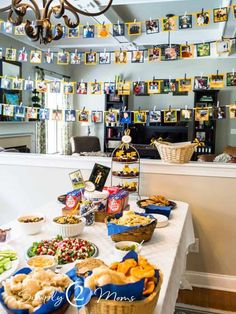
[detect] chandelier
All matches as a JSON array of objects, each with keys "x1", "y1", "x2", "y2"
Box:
[{"x1": 0, "y1": 0, "x2": 113, "y2": 44}]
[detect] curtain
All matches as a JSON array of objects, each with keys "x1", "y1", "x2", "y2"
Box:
[{"x1": 61, "y1": 93, "x2": 72, "y2": 155}]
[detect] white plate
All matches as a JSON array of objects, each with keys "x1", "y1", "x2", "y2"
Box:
[
  {"x1": 154, "y1": 214, "x2": 169, "y2": 228},
  {"x1": 0, "y1": 245, "x2": 19, "y2": 283}
]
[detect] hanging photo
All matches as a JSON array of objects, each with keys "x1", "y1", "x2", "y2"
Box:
[
  {"x1": 99, "y1": 52, "x2": 111, "y2": 64},
  {"x1": 179, "y1": 14, "x2": 192, "y2": 29},
  {"x1": 178, "y1": 79, "x2": 192, "y2": 92},
  {"x1": 61, "y1": 26, "x2": 67, "y2": 38},
  {"x1": 14, "y1": 24, "x2": 25, "y2": 35},
  {"x1": 163, "y1": 109, "x2": 178, "y2": 123},
  {"x1": 24, "y1": 79, "x2": 34, "y2": 91},
  {"x1": 52, "y1": 110, "x2": 63, "y2": 121},
  {"x1": 3, "y1": 104, "x2": 14, "y2": 117},
  {"x1": 12, "y1": 78, "x2": 23, "y2": 90},
  {"x1": 216, "y1": 40, "x2": 231, "y2": 56},
  {"x1": 148, "y1": 47, "x2": 161, "y2": 62},
  {"x1": 133, "y1": 111, "x2": 147, "y2": 124},
  {"x1": 146, "y1": 19, "x2": 159, "y2": 34},
  {"x1": 50, "y1": 81, "x2": 61, "y2": 93},
  {"x1": 1, "y1": 77, "x2": 11, "y2": 89},
  {"x1": 43, "y1": 51, "x2": 54, "y2": 64},
  {"x1": 149, "y1": 110, "x2": 161, "y2": 123},
  {"x1": 115, "y1": 51, "x2": 128, "y2": 64},
  {"x1": 117, "y1": 82, "x2": 130, "y2": 95},
  {"x1": 131, "y1": 50, "x2": 144, "y2": 63},
  {"x1": 65, "y1": 109, "x2": 76, "y2": 122},
  {"x1": 133, "y1": 81, "x2": 147, "y2": 96},
  {"x1": 63, "y1": 82, "x2": 75, "y2": 94},
  {"x1": 196, "y1": 131, "x2": 206, "y2": 142},
  {"x1": 233, "y1": 5, "x2": 236, "y2": 19},
  {"x1": 89, "y1": 81, "x2": 103, "y2": 95},
  {"x1": 69, "y1": 170, "x2": 85, "y2": 190},
  {"x1": 83, "y1": 25, "x2": 95, "y2": 38},
  {"x1": 113, "y1": 23, "x2": 125, "y2": 36},
  {"x1": 5, "y1": 48, "x2": 16, "y2": 61},
  {"x1": 76, "y1": 82, "x2": 88, "y2": 94},
  {"x1": 70, "y1": 51, "x2": 82, "y2": 64},
  {"x1": 194, "y1": 76, "x2": 209, "y2": 90},
  {"x1": 15, "y1": 106, "x2": 26, "y2": 118},
  {"x1": 180, "y1": 44, "x2": 194, "y2": 58},
  {"x1": 162, "y1": 16, "x2": 177, "y2": 31},
  {"x1": 209, "y1": 74, "x2": 224, "y2": 88},
  {"x1": 120, "y1": 111, "x2": 132, "y2": 124},
  {"x1": 104, "y1": 82, "x2": 115, "y2": 94},
  {"x1": 78, "y1": 110, "x2": 89, "y2": 122},
  {"x1": 164, "y1": 46, "x2": 178, "y2": 60},
  {"x1": 180, "y1": 109, "x2": 193, "y2": 121},
  {"x1": 36, "y1": 80, "x2": 48, "y2": 93},
  {"x1": 39, "y1": 108, "x2": 50, "y2": 120},
  {"x1": 213, "y1": 7, "x2": 228, "y2": 23},
  {"x1": 196, "y1": 11, "x2": 210, "y2": 26},
  {"x1": 161, "y1": 79, "x2": 177, "y2": 93},
  {"x1": 226, "y1": 72, "x2": 236, "y2": 87},
  {"x1": 68, "y1": 27, "x2": 79, "y2": 38},
  {"x1": 30, "y1": 50, "x2": 42, "y2": 64},
  {"x1": 229, "y1": 105, "x2": 236, "y2": 119},
  {"x1": 0, "y1": 48, "x2": 3, "y2": 59},
  {"x1": 196, "y1": 43, "x2": 210, "y2": 57},
  {"x1": 97, "y1": 24, "x2": 110, "y2": 38},
  {"x1": 213, "y1": 106, "x2": 226, "y2": 120},
  {"x1": 104, "y1": 110, "x2": 118, "y2": 124},
  {"x1": 85, "y1": 52, "x2": 97, "y2": 65},
  {"x1": 2, "y1": 22, "x2": 13, "y2": 34},
  {"x1": 5, "y1": 93, "x2": 20, "y2": 106},
  {"x1": 91, "y1": 111, "x2": 103, "y2": 123},
  {"x1": 147, "y1": 81, "x2": 160, "y2": 94},
  {"x1": 18, "y1": 47, "x2": 28, "y2": 62},
  {"x1": 89, "y1": 163, "x2": 110, "y2": 192},
  {"x1": 57, "y1": 51, "x2": 69, "y2": 65},
  {"x1": 27, "y1": 107, "x2": 38, "y2": 119},
  {"x1": 127, "y1": 22, "x2": 142, "y2": 36},
  {"x1": 195, "y1": 108, "x2": 209, "y2": 122}
]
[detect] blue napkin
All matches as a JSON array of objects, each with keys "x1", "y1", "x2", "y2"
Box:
[{"x1": 144, "y1": 205, "x2": 172, "y2": 218}]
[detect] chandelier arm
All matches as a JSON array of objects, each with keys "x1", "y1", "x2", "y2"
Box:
[
  {"x1": 25, "y1": 20, "x2": 40, "y2": 41},
  {"x1": 10, "y1": 0, "x2": 41, "y2": 19},
  {"x1": 44, "y1": 0, "x2": 65, "y2": 19},
  {"x1": 63, "y1": 0, "x2": 113, "y2": 17},
  {"x1": 47, "y1": 4, "x2": 80, "y2": 28},
  {"x1": 0, "y1": 5, "x2": 12, "y2": 13}
]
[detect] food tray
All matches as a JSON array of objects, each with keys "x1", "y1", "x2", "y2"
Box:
[{"x1": 137, "y1": 199, "x2": 177, "y2": 210}]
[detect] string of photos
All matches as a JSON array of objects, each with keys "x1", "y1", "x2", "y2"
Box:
[
  {"x1": 0, "y1": 103, "x2": 236, "y2": 123},
  {"x1": 0, "y1": 4, "x2": 236, "y2": 38}
]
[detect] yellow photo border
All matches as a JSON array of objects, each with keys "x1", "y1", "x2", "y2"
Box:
[
  {"x1": 147, "y1": 80, "x2": 160, "y2": 94},
  {"x1": 27, "y1": 107, "x2": 38, "y2": 119},
  {"x1": 89, "y1": 81, "x2": 103, "y2": 95},
  {"x1": 114, "y1": 51, "x2": 128, "y2": 64},
  {"x1": 133, "y1": 111, "x2": 147, "y2": 124},
  {"x1": 228, "y1": 105, "x2": 236, "y2": 119},
  {"x1": 14, "y1": 23, "x2": 25, "y2": 36},
  {"x1": 78, "y1": 110, "x2": 90, "y2": 123},
  {"x1": 194, "y1": 107, "x2": 209, "y2": 122},
  {"x1": 161, "y1": 16, "x2": 177, "y2": 32},
  {"x1": 177, "y1": 78, "x2": 192, "y2": 92},
  {"x1": 209, "y1": 74, "x2": 225, "y2": 89},
  {"x1": 180, "y1": 44, "x2": 195, "y2": 58},
  {"x1": 35, "y1": 80, "x2": 49, "y2": 93},
  {"x1": 213, "y1": 7, "x2": 228, "y2": 23},
  {"x1": 63, "y1": 82, "x2": 75, "y2": 94},
  {"x1": 5, "y1": 48, "x2": 17, "y2": 61},
  {"x1": 97, "y1": 23, "x2": 111, "y2": 38},
  {"x1": 195, "y1": 11, "x2": 211, "y2": 27},
  {"x1": 68, "y1": 26, "x2": 80, "y2": 38},
  {"x1": 85, "y1": 52, "x2": 97, "y2": 65},
  {"x1": 57, "y1": 51, "x2": 70, "y2": 65},
  {"x1": 30, "y1": 50, "x2": 42, "y2": 64},
  {"x1": 117, "y1": 82, "x2": 131, "y2": 95},
  {"x1": 11, "y1": 78, "x2": 24, "y2": 91},
  {"x1": 148, "y1": 47, "x2": 161, "y2": 62},
  {"x1": 216, "y1": 39, "x2": 232, "y2": 56},
  {"x1": 163, "y1": 109, "x2": 178, "y2": 123},
  {"x1": 127, "y1": 22, "x2": 142, "y2": 36},
  {"x1": 104, "y1": 110, "x2": 119, "y2": 124}
]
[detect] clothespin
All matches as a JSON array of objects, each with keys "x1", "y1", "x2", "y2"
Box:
[
  {"x1": 134, "y1": 19, "x2": 137, "y2": 23},
  {"x1": 94, "y1": 79, "x2": 97, "y2": 84},
  {"x1": 20, "y1": 102, "x2": 23, "y2": 107},
  {"x1": 82, "y1": 106, "x2": 85, "y2": 112},
  {"x1": 201, "y1": 8, "x2": 204, "y2": 14},
  {"x1": 28, "y1": 76, "x2": 30, "y2": 81},
  {"x1": 217, "y1": 101, "x2": 220, "y2": 108},
  {"x1": 139, "y1": 106, "x2": 141, "y2": 113},
  {"x1": 75, "y1": 49, "x2": 77, "y2": 54},
  {"x1": 153, "y1": 76, "x2": 155, "y2": 82},
  {"x1": 169, "y1": 76, "x2": 171, "y2": 84},
  {"x1": 124, "y1": 106, "x2": 127, "y2": 112},
  {"x1": 138, "y1": 77, "x2": 140, "y2": 84},
  {"x1": 184, "y1": 11, "x2": 187, "y2": 17},
  {"x1": 81, "y1": 78, "x2": 84, "y2": 83},
  {"x1": 104, "y1": 48, "x2": 106, "y2": 54},
  {"x1": 184, "y1": 73, "x2": 187, "y2": 80},
  {"x1": 200, "y1": 72, "x2": 203, "y2": 78},
  {"x1": 186, "y1": 41, "x2": 188, "y2": 47},
  {"x1": 232, "y1": 68, "x2": 235, "y2": 75},
  {"x1": 86, "y1": 22, "x2": 89, "y2": 28},
  {"x1": 185, "y1": 105, "x2": 188, "y2": 110},
  {"x1": 216, "y1": 69, "x2": 219, "y2": 78},
  {"x1": 153, "y1": 105, "x2": 157, "y2": 111},
  {"x1": 22, "y1": 46, "x2": 25, "y2": 52}
]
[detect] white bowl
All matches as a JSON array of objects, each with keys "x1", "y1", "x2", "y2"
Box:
[
  {"x1": 27, "y1": 255, "x2": 57, "y2": 271},
  {"x1": 17, "y1": 213, "x2": 45, "y2": 235},
  {"x1": 52, "y1": 216, "x2": 86, "y2": 237},
  {"x1": 114, "y1": 241, "x2": 141, "y2": 260}
]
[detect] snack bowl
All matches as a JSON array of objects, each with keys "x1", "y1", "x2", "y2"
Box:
[
  {"x1": 52, "y1": 215, "x2": 86, "y2": 237},
  {"x1": 27, "y1": 255, "x2": 57, "y2": 271},
  {"x1": 114, "y1": 241, "x2": 141, "y2": 259},
  {"x1": 17, "y1": 213, "x2": 45, "y2": 235}
]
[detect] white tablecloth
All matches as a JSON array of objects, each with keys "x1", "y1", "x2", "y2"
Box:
[{"x1": 0, "y1": 199, "x2": 195, "y2": 314}]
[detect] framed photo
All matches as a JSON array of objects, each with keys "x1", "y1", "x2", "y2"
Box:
[
  {"x1": 163, "y1": 109, "x2": 178, "y2": 123},
  {"x1": 196, "y1": 131, "x2": 206, "y2": 142},
  {"x1": 195, "y1": 108, "x2": 209, "y2": 122},
  {"x1": 213, "y1": 106, "x2": 226, "y2": 120},
  {"x1": 49, "y1": 81, "x2": 61, "y2": 93},
  {"x1": 14, "y1": 105, "x2": 26, "y2": 118},
  {"x1": 65, "y1": 109, "x2": 76, "y2": 122},
  {"x1": 78, "y1": 110, "x2": 89, "y2": 122},
  {"x1": 69, "y1": 170, "x2": 85, "y2": 190},
  {"x1": 24, "y1": 79, "x2": 34, "y2": 91},
  {"x1": 216, "y1": 40, "x2": 231, "y2": 56},
  {"x1": 147, "y1": 80, "x2": 160, "y2": 94},
  {"x1": 233, "y1": 5, "x2": 236, "y2": 19},
  {"x1": 149, "y1": 110, "x2": 161, "y2": 123},
  {"x1": 113, "y1": 23, "x2": 125, "y2": 36},
  {"x1": 117, "y1": 82, "x2": 130, "y2": 95},
  {"x1": 127, "y1": 22, "x2": 142, "y2": 36},
  {"x1": 194, "y1": 76, "x2": 209, "y2": 90},
  {"x1": 63, "y1": 82, "x2": 75, "y2": 94},
  {"x1": 57, "y1": 51, "x2": 69, "y2": 65},
  {"x1": 104, "y1": 110, "x2": 118, "y2": 123},
  {"x1": 4, "y1": 93, "x2": 20, "y2": 106},
  {"x1": 14, "y1": 24, "x2": 25, "y2": 35},
  {"x1": 52, "y1": 110, "x2": 63, "y2": 121},
  {"x1": 1, "y1": 77, "x2": 11, "y2": 89},
  {"x1": 3, "y1": 104, "x2": 14, "y2": 117},
  {"x1": 68, "y1": 27, "x2": 79, "y2": 38},
  {"x1": 196, "y1": 11, "x2": 210, "y2": 26},
  {"x1": 99, "y1": 52, "x2": 111, "y2": 64},
  {"x1": 43, "y1": 51, "x2": 54, "y2": 64},
  {"x1": 27, "y1": 107, "x2": 38, "y2": 119},
  {"x1": 18, "y1": 48, "x2": 28, "y2": 62},
  {"x1": 2, "y1": 22, "x2": 13, "y2": 34},
  {"x1": 76, "y1": 82, "x2": 88, "y2": 94},
  {"x1": 179, "y1": 14, "x2": 192, "y2": 29},
  {"x1": 89, "y1": 82, "x2": 103, "y2": 95},
  {"x1": 12, "y1": 78, "x2": 23, "y2": 90},
  {"x1": 30, "y1": 50, "x2": 42, "y2": 64},
  {"x1": 85, "y1": 52, "x2": 97, "y2": 65},
  {"x1": 213, "y1": 7, "x2": 228, "y2": 23},
  {"x1": 229, "y1": 105, "x2": 236, "y2": 119},
  {"x1": 5, "y1": 48, "x2": 17, "y2": 61},
  {"x1": 226, "y1": 72, "x2": 236, "y2": 87},
  {"x1": 131, "y1": 50, "x2": 144, "y2": 63},
  {"x1": 36, "y1": 80, "x2": 48, "y2": 93},
  {"x1": 104, "y1": 82, "x2": 115, "y2": 95},
  {"x1": 39, "y1": 108, "x2": 50, "y2": 120},
  {"x1": 146, "y1": 19, "x2": 159, "y2": 34},
  {"x1": 161, "y1": 79, "x2": 177, "y2": 93},
  {"x1": 133, "y1": 81, "x2": 148, "y2": 96},
  {"x1": 209, "y1": 74, "x2": 224, "y2": 89},
  {"x1": 180, "y1": 44, "x2": 194, "y2": 58},
  {"x1": 83, "y1": 25, "x2": 95, "y2": 38},
  {"x1": 115, "y1": 51, "x2": 128, "y2": 64},
  {"x1": 178, "y1": 78, "x2": 192, "y2": 92},
  {"x1": 91, "y1": 111, "x2": 103, "y2": 123},
  {"x1": 162, "y1": 16, "x2": 177, "y2": 31},
  {"x1": 148, "y1": 47, "x2": 161, "y2": 62},
  {"x1": 196, "y1": 43, "x2": 210, "y2": 57},
  {"x1": 97, "y1": 24, "x2": 110, "y2": 38},
  {"x1": 133, "y1": 111, "x2": 147, "y2": 124},
  {"x1": 164, "y1": 46, "x2": 178, "y2": 60},
  {"x1": 70, "y1": 51, "x2": 82, "y2": 64},
  {"x1": 180, "y1": 109, "x2": 193, "y2": 121},
  {"x1": 89, "y1": 163, "x2": 111, "y2": 192},
  {"x1": 120, "y1": 111, "x2": 131, "y2": 124}
]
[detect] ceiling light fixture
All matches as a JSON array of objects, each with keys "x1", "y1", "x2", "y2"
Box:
[{"x1": 0, "y1": 0, "x2": 113, "y2": 44}]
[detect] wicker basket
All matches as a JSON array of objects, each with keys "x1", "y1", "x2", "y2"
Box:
[
  {"x1": 85, "y1": 271, "x2": 163, "y2": 314},
  {"x1": 154, "y1": 141, "x2": 197, "y2": 164}
]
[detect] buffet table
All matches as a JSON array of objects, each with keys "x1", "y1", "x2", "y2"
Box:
[{"x1": 0, "y1": 198, "x2": 195, "y2": 314}]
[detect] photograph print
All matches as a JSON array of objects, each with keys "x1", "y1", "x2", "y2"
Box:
[
  {"x1": 164, "y1": 45, "x2": 179, "y2": 60},
  {"x1": 104, "y1": 82, "x2": 116, "y2": 95},
  {"x1": 91, "y1": 111, "x2": 103, "y2": 123},
  {"x1": 226, "y1": 72, "x2": 236, "y2": 87},
  {"x1": 196, "y1": 43, "x2": 211, "y2": 57},
  {"x1": 78, "y1": 110, "x2": 89, "y2": 122},
  {"x1": 70, "y1": 51, "x2": 82, "y2": 64},
  {"x1": 57, "y1": 51, "x2": 69, "y2": 65},
  {"x1": 133, "y1": 81, "x2": 147, "y2": 96},
  {"x1": 14, "y1": 24, "x2": 25, "y2": 36},
  {"x1": 90, "y1": 81, "x2": 102, "y2": 95},
  {"x1": 18, "y1": 47, "x2": 28, "y2": 62},
  {"x1": 76, "y1": 82, "x2": 88, "y2": 94},
  {"x1": 233, "y1": 5, "x2": 236, "y2": 19},
  {"x1": 120, "y1": 111, "x2": 132, "y2": 124},
  {"x1": 148, "y1": 80, "x2": 160, "y2": 94},
  {"x1": 39, "y1": 108, "x2": 50, "y2": 121},
  {"x1": 196, "y1": 11, "x2": 210, "y2": 26},
  {"x1": 85, "y1": 51, "x2": 97, "y2": 65},
  {"x1": 127, "y1": 22, "x2": 142, "y2": 36},
  {"x1": 146, "y1": 19, "x2": 159, "y2": 34},
  {"x1": 216, "y1": 39, "x2": 231, "y2": 56},
  {"x1": 195, "y1": 108, "x2": 209, "y2": 122},
  {"x1": 113, "y1": 23, "x2": 125, "y2": 36},
  {"x1": 99, "y1": 52, "x2": 111, "y2": 64},
  {"x1": 65, "y1": 109, "x2": 76, "y2": 122},
  {"x1": 213, "y1": 7, "x2": 228, "y2": 23},
  {"x1": 83, "y1": 25, "x2": 95, "y2": 38},
  {"x1": 30, "y1": 50, "x2": 42, "y2": 64},
  {"x1": 14, "y1": 106, "x2": 26, "y2": 119},
  {"x1": 213, "y1": 106, "x2": 226, "y2": 120},
  {"x1": 179, "y1": 14, "x2": 192, "y2": 29},
  {"x1": 24, "y1": 79, "x2": 34, "y2": 92},
  {"x1": 68, "y1": 27, "x2": 79, "y2": 38},
  {"x1": 5, "y1": 48, "x2": 17, "y2": 61},
  {"x1": 115, "y1": 50, "x2": 128, "y2": 64},
  {"x1": 180, "y1": 44, "x2": 194, "y2": 58},
  {"x1": 209, "y1": 74, "x2": 224, "y2": 89},
  {"x1": 133, "y1": 111, "x2": 147, "y2": 124},
  {"x1": 97, "y1": 24, "x2": 110, "y2": 38},
  {"x1": 63, "y1": 82, "x2": 75, "y2": 94},
  {"x1": 50, "y1": 81, "x2": 61, "y2": 93},
  {"x1": 180, "y1": 109, "x2": 193, "y2": 121},
  {"x1": 194, "y1": 76, "x2": 209, "y2": 90},
  {"x1": 164, "y1": 109, "x2": 178, "y2": 123},
  {"x1": 131, "y1": 50, "x2": 144, "y2": 63},
  {"x1": 12, "y1": 78, "x2": 23, "y2": 90},
  {"x1": 178, "y1": 78, "x2": 192, "y2": 92},
  {"x1": 162, "y1": 16, "x2": 177, "y2": 31},
  {"x1": 43, "y1": 50, "x2": 54, "y2": 64},
  {"x1": 149, "y1": 110, "x2": 161, "y2": 123},
  {"x1": 148, "y1": 46, "x2": 161, "y2": 62},
  {"x1": 89, "y1": 163, "x2": 111, "y2": 192}
]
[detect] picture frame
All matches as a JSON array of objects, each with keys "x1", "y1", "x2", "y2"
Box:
[
  {"x1": 131, "y1": 50, "x2": 144, "y2": 63},
  {"x1": 69, "y1": 170, "x2": 85, "y2": 190},
  {"x1": 39, "y1": 108, "x2": 50, "y2": 120},
  {"x1": 163, "y1": 109, "x2": 178, "y2": 123},
  {"x1": 216, "y1": 40, "x2": 231, "y2": 56},
  {"x1": 30, "y1": 50, "x2": 42, "y2": 64},
  {"x1": 180, "y1": 109, "x2": 193, "y2": 121},
  {"x1": 14, "y1": 24, "x2": 25, "y2": 35},
  {"x1": 164, "y1": 46, "x2": 179, "y2": 60},
  {"x1": 147, "y1": 80, "x2": 160, "y2": 94},
  {"x1": 63, "y1": 82, "x2": 75, "y2": 94},
  {"x1": 195, "y1": 108, "x2": 209, "y2": 122},
  {"x1": 113, "y1": 23, "x2": 125, "y2": 36},
  {"x1": 12, "y1": 78, "x2": 23, "y2": 90},
  {"x1": 161, "y1": 79, "x2": 177, "y2": 93},
  {"x1": 148, "y1": 47, "x2": 161, "y2": 62},
  {"x1": 43, "y1": 51, "x2": 54, "y2": 64},
  {"x1": 4, "y1": 93, "x2": 20, "y2": 106},
  {"x1": 57, "y1": 51, "x2": 69, "y2": 65},
  {"x1": 180, "y1": 44, "x2": 194, "y2": 58},
  {"x1": 127, "y1": 22, "x2": 142, "y2": 36},
  {"x1": 2, "y1": 104, "x2": 14, "y2": 117},
  {"x1": 196, "y1": 131, "x2": 206, "y2": 142},
  {"x1": 196, "y1": 43, "x2": 211, "y2": 57},
  {"x1": 194, "y1": 76, "x2": 209, "y2": 90},
  {"x1": 178, "y1": 78, "x2": 192, "y2": 92},
  {"x1": 14, "y1": 105, "x2": 26, "y2": 118},
  {"x1": 162, "y1": 16, "x2": 177, "y2": 31},
  {"x1": 146, "y1": 19, "x2": 159, "y2": 34},
  {"x1": 36, "y1": 80, "x2": 48, "y2": 93},
  {"x1": 209, "y1": 74, "x2": 224, "y2": 89},
  {"x1": 104, "y1": 82, "x2": 116, "y2": 95},
  {"x1": 65, "y1": 109, "x2": 76, "y2": 122},
  {"x1": 97, "y1": 24, "x2": 110, "y2": 38},
  {"x1": 24, "y1": 79, "x2": 34, "y2": 92},
  {"x1": 2, "y1": 22, "x2": 13, "y2": 34},
  {"x1": 149, "y1": 110, "x2": 161, "y2": 123},
  {"x1": 85, "y1": 52, "x2": 97, "y2": 65},
  {"x1": 104, "y1": 110, "x2": 118, "y2": 124},
  {"x1": 76, "y1": 82, "x2": 88, "y2": 94},
  {"x1": 120, "y1": 111, "x2": 132, "y2": 124},
  {"x1": 229, "y1": 105, "x2": 236, "y2": 119},
  {"x1": 5, "y1": 48, "x2": 17, "y2": 61},
  {"x1": 133, "y1": 81, "x2": 148, "y2": 96},
  {"x1": 68, "y1": 27, "x2": 79, "y2": 38},
  {"x1": 27, "y1": 107, "x2": 38, "y2": 119},
  {"x1": 70, "y1": 51, "x2": 82, "y2": 64},
  {"x1": 91, "y1": 111, "x2": 103, "y2": 123},
  {"x1": 117, "y1": 82, "x2": 130, "y2": 95},
  {"x1": 89, "y1": 82, "x2": 103, "y2": 95},
  {"x1": 196, "y1": 11, "x2": 210, "y2": 26},
  {"x1": 99, "y1": 52, "x2": 111, "y2": 64},
  {"x1": 83, "y1": 25, "x2": 95, "y2": 38},
  {"x1": 18, "y1": 48, "x2": 28, "y2": 62},
  {"x1": 89, "y1": 163, "x2": 111, "y2": 192},
  {"x1": 78, "y1": 110, "x2": 89, "y2": 122},
  {"x1": 179, "y1": 14, "x2": 192, "y2": 29},
  {"x1": 52, "y1": 109, "x2": 63, "y2": 121},
  {"x1": 213, "y1": 7, "x2": 228, "y2": 23},
  {"x1": 213, "y1": 106, "x2": 226, "y2": 120},
  {"x1": 50, "y1": 81, "x2": 61, "y2": 93},
  {"x1": 233, "y1": 5, "x2": 236, "y2": 19},
  {"x1": 114, "y1": 51, "x2": 128, "y2": 64},
  {"x1": 226, "y1": 72, "x2": 236, "y2": 87},
  {"x1": 133, "y1": 111, "x2": 147, "y2": 124}
]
